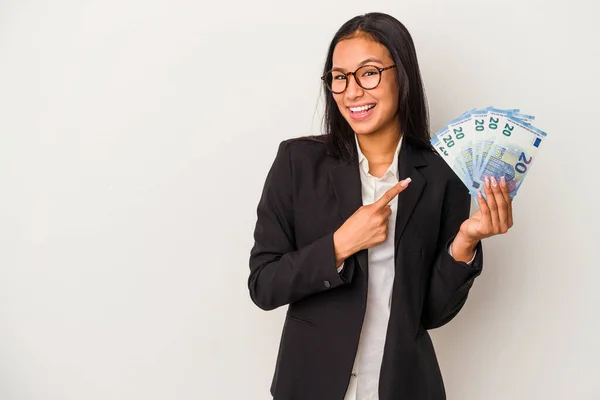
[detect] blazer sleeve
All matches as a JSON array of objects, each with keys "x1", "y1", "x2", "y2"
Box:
[
  {"x1": 248, "y1": 141, "x2": 349, "y2": 311},
  {"x1": 421, "y1": 174, "x2": 484, "y2": 330}
]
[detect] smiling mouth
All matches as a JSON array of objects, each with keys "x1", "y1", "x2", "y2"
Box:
[{"x1": 349, "y1": 104, "x2": 376, "y2": 113}]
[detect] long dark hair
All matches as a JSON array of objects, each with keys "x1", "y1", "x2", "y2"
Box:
[{"x1": 322, "y1": 12, "x2": 431, "y2": 161}]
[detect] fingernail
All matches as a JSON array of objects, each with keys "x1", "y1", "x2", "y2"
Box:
[
  {"x1": 491, "y1": 177, "x2": 498, "y2": 187},
  {"x1": 477, "y1": 190, "x2": 482, "y2": 198},
  {"x1": 400, "y1": 177, "x2": 411, "y2": 187},
  {"x1": 484, "y1": 176, "x2": 490, "y2": 189},
  {"x1": 500, "y1": 176, "x2": 507, "y2": 187}
]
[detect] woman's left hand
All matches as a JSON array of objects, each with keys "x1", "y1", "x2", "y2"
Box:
[
  {"x1": 451, "y1": 176, "x2": 514, "y2": 261},
  {"x1": 460, "y1": 175, "x2": 514, "y2": 242}
]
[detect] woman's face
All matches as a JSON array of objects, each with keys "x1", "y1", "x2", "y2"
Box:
[{"x1": 330, "y1": 36, "x2": 400, "y2": 137}]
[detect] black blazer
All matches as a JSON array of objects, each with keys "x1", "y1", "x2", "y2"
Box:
[{"x1": 248, "y1": 136, "x2": 483, "y2": 400}]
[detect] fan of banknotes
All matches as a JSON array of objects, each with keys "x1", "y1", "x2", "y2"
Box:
[{"x1": 431, "y1": 107, "x2": 548, "y2": 200}]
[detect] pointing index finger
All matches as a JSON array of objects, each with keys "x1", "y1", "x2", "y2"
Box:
[{"x1": 375, "y1": 177, "x2": 411, "y2": 208}]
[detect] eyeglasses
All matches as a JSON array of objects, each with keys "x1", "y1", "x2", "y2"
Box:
[{"x1": 321, "y1": 64, "x2": 397, "y2": 94}]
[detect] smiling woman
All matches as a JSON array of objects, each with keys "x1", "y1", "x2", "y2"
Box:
[
  {"x1": 320, "y1": 14, "x2": 432, "y2": 165},
  {"x1": 325, "y1": 39, "x2": 400, "y2": 134},
  {"x1": 248, "y1": 11, "x2": 514, "y2": 400}
]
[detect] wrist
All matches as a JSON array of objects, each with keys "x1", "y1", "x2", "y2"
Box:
[
  {"x1": 451, "y1": 231, "x2": 478, "y2": 263},
  {"x1": 333, "y1": 229, "x2": 354, "y2": 265},
  {"x1": 455, "y1": 229, "x2": 479, "y2": 248}
]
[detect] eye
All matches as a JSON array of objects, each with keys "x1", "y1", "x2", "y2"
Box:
[
  {"x1": 332, "y1": 73, "x2": 346, "y2": 80},
  {"x1": 361, "y1": 67, "x2": 379, "y2": 77}
]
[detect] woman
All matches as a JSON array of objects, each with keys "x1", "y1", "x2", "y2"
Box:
[{"x1": 248, "y1": 12, "x2": 513, "y2": 400}]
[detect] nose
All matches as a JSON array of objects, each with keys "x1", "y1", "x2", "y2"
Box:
[{"x1": 344, "y1": 73, "x2": 364, "y2": 100}]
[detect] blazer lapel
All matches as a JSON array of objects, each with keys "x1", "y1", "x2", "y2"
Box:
[
  {"x1": 329, "y1": 159, "x2": 368, "y2": 275},
  {"x1": 395, "y1": 140, "x2": 427, "y2": 256}
]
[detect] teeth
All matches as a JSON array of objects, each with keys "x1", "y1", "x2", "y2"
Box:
[{"x1": 350, "y1": 104, "x2": 375, "y2": 112}]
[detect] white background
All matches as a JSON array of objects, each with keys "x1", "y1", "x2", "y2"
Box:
[{"x1": 1, "y1": 0, "x2": 599, "y2": 399}]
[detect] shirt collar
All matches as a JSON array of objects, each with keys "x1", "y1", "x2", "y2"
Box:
[{"x1": 354, "y1": 134, "x2": 403, "y2": 179}]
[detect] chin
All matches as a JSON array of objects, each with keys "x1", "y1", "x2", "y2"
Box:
[{"x1": 347, "y1": 121, "x2": 379, "y2": 136}]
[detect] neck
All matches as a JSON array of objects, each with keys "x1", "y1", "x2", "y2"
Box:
[{"x1": 356, "y1": 122, "x2": 402, "y2": 164}]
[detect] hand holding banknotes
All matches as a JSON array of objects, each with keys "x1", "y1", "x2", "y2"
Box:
[
  {"x1": 452, "y1": 174, "x2": 514, "y2": 261},
  {"x1": 432, "y1": 106, "x2": 547, "y2": 260}
]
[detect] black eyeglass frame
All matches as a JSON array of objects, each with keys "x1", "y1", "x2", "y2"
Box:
[{"x1": 321, "y1": 64, "x2": 397, "y2": 94}]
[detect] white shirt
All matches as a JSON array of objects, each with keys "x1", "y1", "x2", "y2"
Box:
[
  {"x1": 341, "y1": 134, "x2": 475, "y2": 400},
  {"x1": 341, "y1": 135, "x2": 403, "y2": 400}
]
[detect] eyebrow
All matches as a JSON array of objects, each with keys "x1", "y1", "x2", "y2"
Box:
[{"x1": 332, "y1": 57, "x2": 385, "y2": 71}]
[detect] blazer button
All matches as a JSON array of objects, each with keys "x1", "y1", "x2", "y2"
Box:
[{"x1": 324, "y1": 280, "x2": 331, "y2": 288}]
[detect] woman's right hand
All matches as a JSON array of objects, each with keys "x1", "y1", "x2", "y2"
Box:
[{"x1": 333, "y1": 177, "x2": 412, "y2": 266}]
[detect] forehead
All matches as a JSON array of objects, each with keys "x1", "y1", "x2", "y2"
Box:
[{"x1": 332, "y1": 37, "x2": 392, "y2": 69}]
